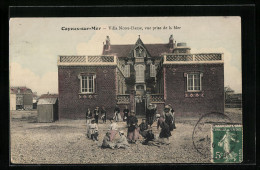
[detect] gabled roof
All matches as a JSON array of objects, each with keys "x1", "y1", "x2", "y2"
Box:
[
  {"x1": 102, "y1": 43, "x2": 173, "y2": 58},
  {"x1": 39, "y1": 94, "x2": 59, "y2": 99},
  {"x1": 38, "y1": 98, "x2": 57, "y2": 105},
  {"x1": 224, "y1": 86, "x2": 234, "y2": 93},
  {"x1": 10, "y1": 86, "x2": 32, "y2": 94}
]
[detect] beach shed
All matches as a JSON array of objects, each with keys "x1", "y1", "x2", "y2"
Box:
[{"x1": 37, "y1": 94, "x2": 58, "y2": 122}]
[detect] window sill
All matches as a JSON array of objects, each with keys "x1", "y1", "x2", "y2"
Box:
[
  {"x1": 78, "y1": 92, "x2": 97, "y2": 95},
  {"x1": 185, "y1": 91, "x2": 204, "y2": 98},
  {"x1": 78, "y1": 93, "x2": 98, "y2": 99},
  {"x1": 186, "y1": 90, "x2": 202, "y2": 92}
]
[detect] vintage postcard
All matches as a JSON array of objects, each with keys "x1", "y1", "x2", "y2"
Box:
[{"x1": 9, "y1": 17, "x2": 242, "y2": 164}]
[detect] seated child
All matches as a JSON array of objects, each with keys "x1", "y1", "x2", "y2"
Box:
[
  {"x1": 115, "y1": 131, "x2": 130, "y2": 149},
  {"x1": 101, "y1": 132, "x2": 116, "y2": 149}
]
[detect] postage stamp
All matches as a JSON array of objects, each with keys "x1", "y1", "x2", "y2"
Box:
[{"x1": 211, "y1": 125, "x2": 243, "y2": 163}]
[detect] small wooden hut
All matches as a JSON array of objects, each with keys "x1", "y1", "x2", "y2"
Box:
[{"x1": 37, "y1": 94, "x2": 58, "y2": 122}]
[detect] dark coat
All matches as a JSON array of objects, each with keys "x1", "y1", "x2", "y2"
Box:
[
  {"x1": 139, "y1": 122, "x2": 148, "y2": 132},
  {"x1": 128, "y1": 115, "x2": 138, "y2": 132},
  {"x1": 101, "y1": 109, "x2": 106, "y2": 116},
  {"x1": 165, "y1": 112, "x2": 174, "y2": 131},
  {"x1": 123, "y1": 109, "x2": 129, "y2": 116},
  {"x1": 146, "y1": 108, "x2": 156, "y2": 126},
  {"x1": 114, "y1": 107, "x2": 120, "y2": 113},
  {"x1": 86, "y1": 110, "x2": 92, "y2": 119},
  {"x1": 159, "y1": 122, "x2": 171, "y2": 138}
]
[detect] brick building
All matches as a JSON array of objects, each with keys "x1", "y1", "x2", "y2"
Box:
[
  {"x1": 10, "y1": 86, "x2": 33, "y2": 110},
  {"x1": 58, "y1": 35, "x2": 224, "y2": 119}
]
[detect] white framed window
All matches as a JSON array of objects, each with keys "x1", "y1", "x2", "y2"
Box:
[
  {"x1": 187, "y1": 73, "x2": 202, "y2": 91},
  {"x1": 150, "y1": 64, "x2": 156, "y2": 77},
  {"x1": 135, "y1": 65, "x2": 145, "y2": 83},
  {"x1": 80, "y1": 75, "x2": 95, "y2": 93},
  {"x1": 125, "y1": 65, "x2": 130, "y2": 77}
]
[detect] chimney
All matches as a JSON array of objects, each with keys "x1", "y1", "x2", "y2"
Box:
[
  {"x1": 169, "y1": 34, "x2": 174, "y2": 49},
  {"x1": 105, "y1": 36, "x2": 110, "y2": 50}
]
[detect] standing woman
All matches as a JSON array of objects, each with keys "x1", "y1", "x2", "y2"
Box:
[
  {"x1": 94, "y1": 107, "x2": 100, "y2": 124},
  {"x1": 127, "y1": 112, "x2": 139, "y2": 143},
  {"x1": 123, "y1": 106, "x2": 129, "y2": 123},
  {"x1": 146, "y1": 104, "x2": 155, "y2": 127},
  {"x1": 168, "y1": 104, "x2": 176, "y2": 129},
  {"x1": 114, "y1": 105, "x2": 121, "y2": 122},
  {"x1": 86, "y1": 108, "x2": 92, "y2": 124},
  {"x1": 164, "y1": 105, "x2": 174, "y2": 131},
  {"x1": 109, "y1": 118, "x2": 118, "y2": 141},
  {"x1": 101, "y1": 106, "x2": 107, "y2": 123}
]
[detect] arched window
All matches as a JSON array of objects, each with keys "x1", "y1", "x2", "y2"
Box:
[{"x1": 135, "y1": 65, "x2": 145, "y2": 83}]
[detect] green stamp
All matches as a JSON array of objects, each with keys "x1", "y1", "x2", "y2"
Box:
[{"x1": 211, "y1": 125, "x2": 243, "y2": 163}]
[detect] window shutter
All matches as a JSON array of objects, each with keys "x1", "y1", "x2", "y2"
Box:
[{"x1": 94, "y1": 75, "x2": 97, "y2": 93}]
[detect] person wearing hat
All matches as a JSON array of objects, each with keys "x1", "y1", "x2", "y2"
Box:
[{"x1": 115, "y1": 131, "x2": 130, "y2": 149}]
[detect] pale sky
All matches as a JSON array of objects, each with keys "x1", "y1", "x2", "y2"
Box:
[{"x1": 9, "y1": 17, "x2": 242, "y2": 95}]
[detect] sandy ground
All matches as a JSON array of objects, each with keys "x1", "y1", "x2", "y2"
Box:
[{"x1": 10, "y1": 108, "x2": 242, "y2": 164}]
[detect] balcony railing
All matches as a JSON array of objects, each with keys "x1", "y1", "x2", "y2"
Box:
[
  {"x1": 57, "y1": 55, "x2": 117, "y2": 66},
  {"x1": 163, "y1": 53, "x2": 223, "y2": 64},
  {"x1": 150, "y1": 94, "x2": 164, "y2": 103},
  {"x1": 117, "y1": 94, "x2": 130, "y2": 104}
]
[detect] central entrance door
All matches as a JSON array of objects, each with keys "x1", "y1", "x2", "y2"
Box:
[{"x1": 135, "y1": 95, "x2": 146, "y2": 115}]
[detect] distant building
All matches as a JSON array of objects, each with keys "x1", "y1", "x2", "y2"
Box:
[
  {"x1": 58, "y1": 35, "x2": 224, "y2": 119},
  {"x1": 10, "y1": 86, "x2": 33, "y2": 110},
  {"x1": 224, "y1": 86, "x2": 242, "y2": 108},
  {"x1": 10, "y1": 92, "x2": 16, "y2": 110},
  {"x1": 37, "y1": 93, "x2": 59, "y2": 122}
]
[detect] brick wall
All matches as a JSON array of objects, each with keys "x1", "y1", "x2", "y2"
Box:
[
  {"x1": 58, "y1": 66, "x2": 117, "y2": 119},
  {"x1": 164, "y1": 64, "x2": 224, "y2": 116}
]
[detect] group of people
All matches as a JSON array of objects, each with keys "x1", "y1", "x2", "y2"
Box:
[
  {"x1": 86, "y1": 106, "x2": 107, "y2": 124},
  {"x1": 86, "y1": 105, "x2": 130, "y2": 125},
  {"x1": 85, "y1": 104, "x2": 176, "y2": 148}
]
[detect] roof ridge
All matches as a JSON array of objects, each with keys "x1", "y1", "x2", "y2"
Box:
[{"x1": 109, "y1": 43, "x2": 167, "y2": 46}]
